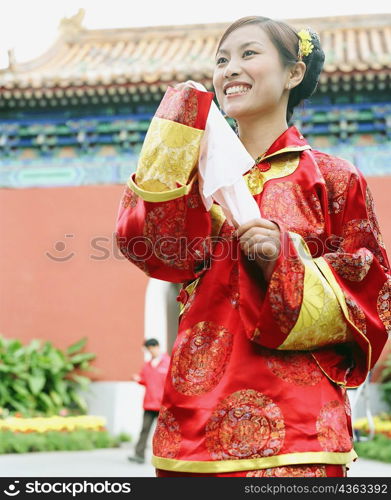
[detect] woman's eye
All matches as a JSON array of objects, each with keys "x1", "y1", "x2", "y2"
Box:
[{"x1": 216, "y1": 50, "x2": 256, "y2": 65}]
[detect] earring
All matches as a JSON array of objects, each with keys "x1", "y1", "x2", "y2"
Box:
[{"x1": 287, "y1": 83, "x2": 291, "y2": 90}]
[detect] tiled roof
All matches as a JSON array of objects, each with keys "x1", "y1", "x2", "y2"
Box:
[{"x1": 0, "y1": 10, "x2": 390, "y2": 94}]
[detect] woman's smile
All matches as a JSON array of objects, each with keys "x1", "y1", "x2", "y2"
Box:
[{"x1": 225, "y1": 87, "x2": 252, "y2": 98}]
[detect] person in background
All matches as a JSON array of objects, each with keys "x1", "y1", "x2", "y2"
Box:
[{"x1": 128, "y1": 338, "x2": 170, "y2": 464}]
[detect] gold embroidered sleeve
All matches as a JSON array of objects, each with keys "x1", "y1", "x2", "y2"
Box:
[
  {"x1": 132, "y1": 86, "x2": 214, "y2": 202},
  {"x1": 277, "y1": 233, "x2": 355, "y2": 350},
  {"x1": 135, "y1": 117, "x2": 204, "y2": 198}
]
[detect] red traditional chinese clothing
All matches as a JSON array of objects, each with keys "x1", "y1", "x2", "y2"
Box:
[{"x1": 115, "y1": 86, "x2": 390, "y2": 476}]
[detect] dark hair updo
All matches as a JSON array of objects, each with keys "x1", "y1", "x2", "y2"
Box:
[{"x1": 215, "y1": 16, "x2": 325, "y2": 122}]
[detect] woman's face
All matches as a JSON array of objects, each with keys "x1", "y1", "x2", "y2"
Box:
[{"x1": 213, "y1": 24, "x2": 291, "y2": 121}]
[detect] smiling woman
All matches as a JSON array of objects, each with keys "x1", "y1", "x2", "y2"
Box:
[
  {"x1": 213, "y1": 17, "x2": 324, "y2": 159},
  {"x1": 115, "y1": 15, "x2": 390, "y2": 478}
]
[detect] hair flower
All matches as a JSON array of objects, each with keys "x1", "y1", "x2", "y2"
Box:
[{"x1": 297, "y1": 29, "x2": 314, "y2": 59}]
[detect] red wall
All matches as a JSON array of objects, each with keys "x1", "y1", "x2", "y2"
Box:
[
  {"x1": 0, "y1": 176, "x2": 390, "y2": 381},
  {"x1": 0, "y1": 184, "x2": 148, "y2": 381}
]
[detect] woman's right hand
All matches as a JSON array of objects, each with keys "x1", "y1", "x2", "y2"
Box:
[{"x1": 131, "y1": 373, "x2": 141, "y2": 382}]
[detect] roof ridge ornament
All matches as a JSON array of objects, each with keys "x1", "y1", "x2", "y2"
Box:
[
  {"x1": 59, "y1": 8, "x2": 86, "y2": 39},
  {"x1": 7, "y1": 48, "x2": 16, "y2": 72}
]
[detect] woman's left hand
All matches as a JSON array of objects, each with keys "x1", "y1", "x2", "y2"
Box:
[{"x1": 234, "y1": 218, "x2": 281, "y2": 282}]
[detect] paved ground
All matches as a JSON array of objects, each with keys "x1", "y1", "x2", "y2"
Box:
[
  {"x1": 0, "y1": 444, "x2": 155, "y2": 478},
  {"x1": 0, "y1": 443, "x2": 390, "y2": 477}
]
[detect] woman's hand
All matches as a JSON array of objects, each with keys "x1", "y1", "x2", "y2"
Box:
[
  {"x1": 131, "y1": 373, "x2": 141, "y2": 383},
  {"x1": 234, "y1": 218, "x2": 281, "y2": 282}
]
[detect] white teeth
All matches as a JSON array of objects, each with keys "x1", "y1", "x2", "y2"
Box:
[{"x1": 225, "y1": 85, "x2": 251, "y2": 95}]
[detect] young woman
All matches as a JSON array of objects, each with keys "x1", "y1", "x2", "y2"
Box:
[{"x1": 115, "y1": 16, "x2": 390, "y2": 477}]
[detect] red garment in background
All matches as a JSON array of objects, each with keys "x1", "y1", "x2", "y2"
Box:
[{"x1": 138, "y1": 353, "x2": 170, "y2": 411}]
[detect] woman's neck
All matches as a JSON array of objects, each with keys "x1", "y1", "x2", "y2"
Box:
[{"x1": 237, "y1": 111, "x2": 289, "y2": 161}]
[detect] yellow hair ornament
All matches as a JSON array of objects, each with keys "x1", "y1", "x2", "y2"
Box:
[{"x1": 297, "y1": 29, "x2": 314, "y2": 59}]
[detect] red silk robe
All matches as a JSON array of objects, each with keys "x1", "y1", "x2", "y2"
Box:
[{"x1": 115, "y1": 86, "x2": 390, "y2": 476}]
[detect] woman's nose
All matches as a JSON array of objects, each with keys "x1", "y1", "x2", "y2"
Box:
[{"x1": 223, "y1": 59, "x2": 241, "y2": 79}]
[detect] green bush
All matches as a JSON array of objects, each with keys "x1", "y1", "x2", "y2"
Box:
[
  {"x1": 354, "y1": 433, "x2": 391, "y2": 463},
  {"x1": 0, "y1": 429, "x2": 130, "y2": 454},
  {"x1": 0, "y1": 335, "x2": 96, "y2": 417},
  {"x1": 117, "y1": 432, "x2": 132, "y2": 443}
]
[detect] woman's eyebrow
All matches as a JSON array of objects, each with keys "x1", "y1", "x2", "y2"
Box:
[{"x1": 216, "y1": 41, "x2": 263, "y2": 56}]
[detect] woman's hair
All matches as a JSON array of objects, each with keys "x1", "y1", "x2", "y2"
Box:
[{"x1": 215, "y1": 16, "x2": 325, "y2": 122}]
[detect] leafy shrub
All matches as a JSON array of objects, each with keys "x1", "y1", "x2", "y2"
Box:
[
  {"x1": 117, "y1": 432, "x2": 132, "y2": 443},
  {"x1": 0, "y1": 429, "x2": 129, "y2": 454},
  {"x1": 0, "y1": 335, "x2": 96, "y2": 417},
  {"x1": 354, "y1": 433, "x2": 391, "y2": 463}
]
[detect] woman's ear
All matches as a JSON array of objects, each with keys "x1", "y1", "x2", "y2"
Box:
[{"x1": 288, "y1": 61, "x2": 306, "y2": 90}]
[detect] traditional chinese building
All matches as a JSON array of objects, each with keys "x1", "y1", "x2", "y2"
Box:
[{"x1": 1, "y1": 10, "x2": 390, "y2": 412}]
